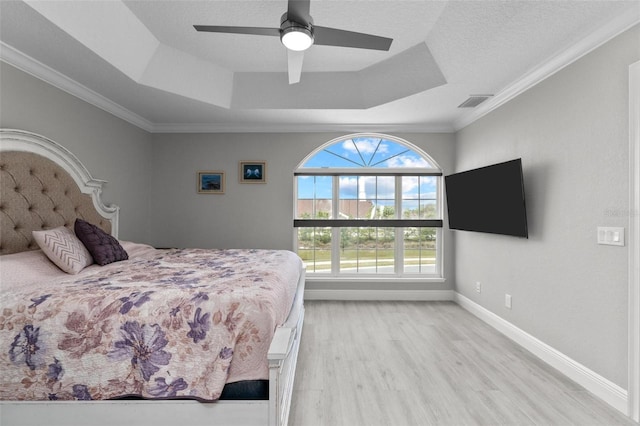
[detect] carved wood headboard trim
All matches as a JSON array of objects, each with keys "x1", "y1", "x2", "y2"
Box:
[{"x1": 0, "y1": 129, "x2": 119, "y2": 254}]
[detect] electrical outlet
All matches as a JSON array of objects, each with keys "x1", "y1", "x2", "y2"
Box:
[
  {"x1": 475, "y1": 282, "x2": 481, "y2": 293},
  {"x1": 505, "y1": 294, "x2": 512, "y2": 309}
]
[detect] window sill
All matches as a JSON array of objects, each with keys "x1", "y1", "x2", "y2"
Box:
[{"x1": 305, "y1": 275, "x2": 446, "y2": 284}]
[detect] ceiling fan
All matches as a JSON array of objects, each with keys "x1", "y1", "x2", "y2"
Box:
[{"x1": 194, "y1": 0, "x2": 393, "y2": 84}]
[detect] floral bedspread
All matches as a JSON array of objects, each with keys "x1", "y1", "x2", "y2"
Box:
[{"x1": 0, "y1": 248, "x2": 302, "y2": 401}]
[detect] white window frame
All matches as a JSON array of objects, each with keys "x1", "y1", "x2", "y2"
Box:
[{"x1": 293, "y1": 134, "x2": 444, "y2": 281}]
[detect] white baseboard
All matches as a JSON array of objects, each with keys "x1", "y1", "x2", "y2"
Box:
[
  {"x1": 454, "y1": 292, "x2": 628, "y2": 415},
  {"x1": 304, "y1": 289, "x2": 454, "y2": 301},
  {"x1": 302, "y1": 289, "x2": 628, "y2": 415}
]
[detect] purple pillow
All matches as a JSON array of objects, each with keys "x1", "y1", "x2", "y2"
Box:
[{"x1": 74, "y1": 219, "x2": 128, "y2": 266}]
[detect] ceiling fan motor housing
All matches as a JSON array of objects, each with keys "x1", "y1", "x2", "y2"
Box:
[{"x1": 280, "y1": 12, "x2": 314, "y2": 51}]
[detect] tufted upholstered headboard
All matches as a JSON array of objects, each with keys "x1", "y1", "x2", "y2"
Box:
[{"x1": 0, "y1": 129, "x2": 119, "y2": 255}]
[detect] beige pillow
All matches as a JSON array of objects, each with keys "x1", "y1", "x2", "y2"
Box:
[{"x1": 32, "y1": 226, "x2": 94, "y2": 274}]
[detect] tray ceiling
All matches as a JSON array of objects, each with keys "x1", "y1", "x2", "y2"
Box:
[{"x1": 1, "y1": 0, "x2": 638, "y2": 132}]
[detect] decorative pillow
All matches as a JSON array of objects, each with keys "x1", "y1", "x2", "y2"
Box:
[
  {"x1": 32, "y1": 226, "x2": 94, "y2": 274},
  {"x1": 74, "y1": 219, "x2": 128, "y2": 266}
]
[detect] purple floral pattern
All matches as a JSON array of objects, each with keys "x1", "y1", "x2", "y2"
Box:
[
  {"x1": 0, "y1": 248, "x2": 301, "y2": 401},
  {"x1": 187, "y1": 308, "x2": 210, "y2": 344},
  {"x1": 148, "y1": 377, "x2": 188, "y2": 398},
  {"x1": 109, "y1": 321, "x2": 171, "y2": 381},
  {"x1": 119, "y1": 291, "x2": 154, "y2": 314},
  {"x1": 47, "y1": 358, "x2": 64, "y2": 382},
  {"x1": 9, "y1": 325, "x2": 43, "y2": 371},
  {"x1": 72, "y1": 384, "x2": 92, "y2": 400},
  {"x1": 219, "y1": 347, "x2": 233, "y2": 360}
]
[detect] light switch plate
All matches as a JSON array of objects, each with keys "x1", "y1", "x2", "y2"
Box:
[{"x1": 597, "y1": 227, "x2": 625, "y2": 246}]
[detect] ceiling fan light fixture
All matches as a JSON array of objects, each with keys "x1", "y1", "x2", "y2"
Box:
[{"x1": 281, "y1": 25, "x2": 314, "y2": 51}]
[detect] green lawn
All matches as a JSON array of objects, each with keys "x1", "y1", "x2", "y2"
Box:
[{"x1": 298, "y1": 249, "x2": 435, "y2": 271}]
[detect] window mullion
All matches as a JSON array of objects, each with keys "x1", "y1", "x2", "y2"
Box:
[
  {"x1": 395, "y1": 176, "x2": 402, "y2": 274},
  {"x1": 332, "y1": 176, "x2": 340, "y2": 275},
  {"x1": 332, "y1": 175, "x2": 339, "y2": 220},
  {"x1": 435, "y1": 227, "x2": 443, "y2": 276},
  {"x1": 332, "y1": 228, "x2": 340, "y2": 275},
  {"x1": 395, "y1": 175, "x2": 402, "y2": 219}
]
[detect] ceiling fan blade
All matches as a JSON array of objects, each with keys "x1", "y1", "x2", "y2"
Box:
[
  {"x1": 287, "y1": 0, "x2": 311, "y2": 24},
  {"x1": 287, "y1": 49, "x2": 305, "y2": 84},
  {"x1": 313, "y1": 26, "x2": 393, "y2": 51},
  {"x1": 194, "y1": 25, "x2": 280, "y2": 37}
]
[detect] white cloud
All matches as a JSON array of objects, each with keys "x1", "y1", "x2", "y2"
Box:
[
  {"x1": 387, "y1": 155, "x2": 431, "y2": 168},
  {"x1": 339, "y1": 176, "x2": 358, "y2": 197},
  {"x1": 421, "y1": 176, "x2": 436, "y2": 186},
  {"x1": 342, "y1": 138, "x2": 389, "y2": 157},
  {"x1": 339, "y1": 176, "x2": 397, "y2": 199},
  {"x1": 402, "y1": 176, "x2": 419, "y2": 195}
]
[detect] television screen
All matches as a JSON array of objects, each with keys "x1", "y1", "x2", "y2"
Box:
[{"x1": 445, "y1": 159, "x2": 528, "y2": 238}]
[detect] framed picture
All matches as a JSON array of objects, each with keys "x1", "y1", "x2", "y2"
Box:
[
  {"x1": 239, "y1": 161, "x2": 266, "y2": 183},
  {"x1": 197, "y1": 171, "x2": 225, "y2": 194}
]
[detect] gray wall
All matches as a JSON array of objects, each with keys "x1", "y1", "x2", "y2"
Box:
[
  {"x1": 454, "y1": 25, "x2": 640, "y2": 388},
  {"x1": 0, "y1": 62, "x2": 153, "y2": 243},
  {"x1": 149, "y1": 132, "x2": 456, "y2": 290}
]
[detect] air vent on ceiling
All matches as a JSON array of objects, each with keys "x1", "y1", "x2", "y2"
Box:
[{"x1": 458, "y1": 95, "x2": 493, "y2": 108}]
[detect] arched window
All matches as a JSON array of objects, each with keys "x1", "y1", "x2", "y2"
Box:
[{"x1": 294, "y1": 134, "x2": 443, "y2": 278}]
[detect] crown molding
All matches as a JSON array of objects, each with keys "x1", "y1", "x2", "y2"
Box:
[
  {"x1": 454, "y1": 10, "x2": 640, "y2": 131},
  {"x1": 0, "y1": 42, "x2": 154, "y2": 132},
  {"x1": 149, "y1": 122, "x2": 456, "y2": 134}
]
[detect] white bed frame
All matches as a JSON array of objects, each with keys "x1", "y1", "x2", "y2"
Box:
[{"x1": 0, "y1": 129, "x2": 305, "y2": 426}]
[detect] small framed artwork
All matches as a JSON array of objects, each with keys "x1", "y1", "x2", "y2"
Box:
[
  {"x1": 197, "y1": 171, "x2": 225, "y2": 194},
  {"x1": 239, "y1": 161, "x2": 266, "y2": 183}
]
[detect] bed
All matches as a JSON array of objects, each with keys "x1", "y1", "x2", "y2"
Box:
[{"x1": 0, "y1": 129, "x2": 305, "y2": 426}]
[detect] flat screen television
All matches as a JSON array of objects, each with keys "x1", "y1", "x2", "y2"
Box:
[{"x1": 445, "y1": 158, "x2": 528, "y2": 238}]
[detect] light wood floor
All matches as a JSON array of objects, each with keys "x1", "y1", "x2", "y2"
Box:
[{"x1": 289, "y1": 301, "x2": 638, "y2": 426}]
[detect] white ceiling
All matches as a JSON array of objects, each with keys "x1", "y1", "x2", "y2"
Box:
[{"x1": 1, "y1": 0, "x2": 639, "y2": 133}]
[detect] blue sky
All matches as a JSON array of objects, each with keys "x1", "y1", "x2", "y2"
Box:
[
  {"x1": 297, "y1": 137, "x2": 437, "y2": 203},
  {"x1": 302, "y1": 137, "x2": 432, "y2": 169}
]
